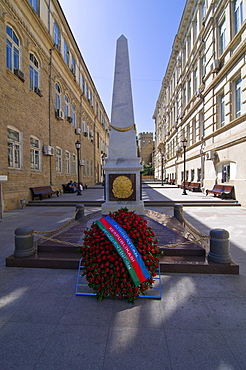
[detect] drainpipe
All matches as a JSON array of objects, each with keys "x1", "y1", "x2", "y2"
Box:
[{"x1": 48, "y1": 48, "x2": 54, "y2": 185}]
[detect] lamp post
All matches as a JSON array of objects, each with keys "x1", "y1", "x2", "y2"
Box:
[
  {"x1": 75, "y1": 140, "x2": 82, "y2": 195},
  {"x1": 182, "y1": 138, "x2": 187, "y2": 195}
]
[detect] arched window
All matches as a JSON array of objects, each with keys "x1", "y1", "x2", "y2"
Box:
[
  {"x1": 55, "y1": 82, "x2": 61, "y2": 110},
  {"x1": 7, "y1": 127, "x2": 21, "y2": 169},
  {"x1": 30, "y1": 136, "x2": 40, "y2": 171},
  {"x1": 6, "y1": 25, "x2": 20, "y2": 72},
  {"x1": 30, "y1": 53, "x2": 39, "y2": 92}
]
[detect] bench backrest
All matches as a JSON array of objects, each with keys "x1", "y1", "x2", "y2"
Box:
[
  {"x1": 30, "y1": 186, "x2": 52, "y2": 193},
  {"x1": 223, "y1": 185, "x2": 234, "y2": 193},
  {"x1": 190, "y1": 182, "x2": 200, "y2": 187},
  {"x1": 212, "y1": 184, "x2": 224, "y2": 190}
]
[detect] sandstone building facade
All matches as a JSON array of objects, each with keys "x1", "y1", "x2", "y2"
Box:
[
  {"x1": 153, "y1": 0, "x2": 246, "y2": 205},
  {"x1": 0, "y1": 0, "x2": 109, "y2": 211},
  {"x1": 138, "y1": 132, "x2": 154, "y2": 166}
]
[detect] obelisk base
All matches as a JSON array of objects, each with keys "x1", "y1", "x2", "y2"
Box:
[{"x1": 102, "y1": 200, "x2": 145, "y2": 216}]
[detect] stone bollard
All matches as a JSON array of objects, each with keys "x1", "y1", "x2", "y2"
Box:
[
  {"x1": 75, "y1": 204, "x2": 85, "y2": 221},
  {"x1": 174, "y1": 204, "x2": 184, "y2": 225},
  {"x1": 208, "y1": 229, "x2": 231, "y2": 264},
  {"x1": 14, "y1": 227, "x2": 35, "y2": 258}
]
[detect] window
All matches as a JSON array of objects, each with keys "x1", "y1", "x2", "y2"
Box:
[
  {"x1": 219, "y1": 19, "x2": 226, "y2": 55},
  {"x1": 234, "y1": 0, "x2": 244, "y2": 34},
  {"x1": 193, "y1": 18, "x2": 197, "y2": 42},
  {"x1": 72, "y1": 154, "x2": 77, "y2": 174},
  {"x1": 30, "y1": 136, "x2": 40, "y2": 170},
  {"x1": 29, "y1": 0, "x2": 40, "y2": 14},
  {"x1": 187, "y1": 78, "x2": 191, "y2": 102},
  {"x1": 183, "y1": 85, "x2": 186, "y2": 107},
  {"x1": 197, "y1": 168, "x2": 201, "y2": 182},
  {"x1": 191, "y1": 169, "x2": 195, "y2": 182},
  {"x1": 201, "y1": 1, "x2": 206, "y2": 20},
  {"x1": 65, "y1": 151, "x2": 70, "y2": 174},
  {"x1": 7, "y1": 128, "x2": 21, "y2": 169},
  {"x1": 192, "y1": 120, "x2": 196, "y2": 144},
  {"x1": 235, "y1": 77, "x2": 242, "y2": 117},
  {"x1": 219, "y1": 93, "x2": 225, "y2": 127},
  {"x1": 30, "y1": 53, "x2": 39, "y2": 91},
  {"x1": 71, "y1": 55, "x2": 75, "y2": 75},
  {"x1": 64, "y1": 40, "x2": 69, "y2": 66},
  {"x1": 193, "y1": 68, "x2": 198, "y2": 94},
  {"x1": 6, "y1": 25, "x2": 20, "y2": 72},
  {"x1": 55, "y1": 82, "x2": 61, "y2": 110},
  {"x1": 222, "y1": 164, "x2": 230, "y2": 183},
  {"x1": 53, "y1": 21, "x2": 60, "y2": 47},
  {"x1": 71, "y1": 104, "x2": 76, "y2": 127},
  {"x1": 64, "y1": 95, "x2": 70, "y2": 119},
  {"x1": 199, "y1": 111, "x2": 205, "y2": 139},
  {"x1": 56, "y1": 147, "x2": 62, "y2": 173},
  {"x1": 201, "y1": 55, "x2": 206, "y2": 78},
  {"x1": 81, "y1": 75, "x2": 85, "y2": 94}
]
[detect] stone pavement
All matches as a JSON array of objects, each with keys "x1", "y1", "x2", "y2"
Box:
[{"x1": 0, "y1": 185, "x2": 246, "y2": 369}]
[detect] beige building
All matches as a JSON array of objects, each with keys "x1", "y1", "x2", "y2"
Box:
[
  {"x1": 153, "y1": 0, "x2": 246, "y2": 205},
  {"x1": 0, "y1": 0, "x2": 109, "y2": 211}
]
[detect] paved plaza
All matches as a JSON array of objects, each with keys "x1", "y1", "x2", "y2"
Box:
[{"x1": 0, "y1": 185, "x2": 246, "y2": 369}]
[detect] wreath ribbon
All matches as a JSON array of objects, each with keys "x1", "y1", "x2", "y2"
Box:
[{"x1": 109, "y1": 124, "x2": 136, "y2": 132}]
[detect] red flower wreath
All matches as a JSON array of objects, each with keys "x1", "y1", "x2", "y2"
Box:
[{"x1": 81, "y1": 208, "x2": 160, "y2": 302}]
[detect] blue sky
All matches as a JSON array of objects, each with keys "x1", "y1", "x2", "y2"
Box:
[{"x1": 58, "y1": 0, "x2": 187, "y2": 134}]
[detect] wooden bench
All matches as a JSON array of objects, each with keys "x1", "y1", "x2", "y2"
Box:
[
  {"x1": 186, "y1": 182, "x2": 201, "y2": 192},
  {"x1": 168, "y1": 179, "x2": 175, "y2": 185},
  {"x1": 206, "y1": 184, "x2": 235, "y2": 199},
  {"x1": 30, "y1": 186, "x2": 59, "y2": 200},
  {"x1": 178, "y1": 181, "x2": 190, "y2": 189}
]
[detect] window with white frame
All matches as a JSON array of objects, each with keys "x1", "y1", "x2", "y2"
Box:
[
  {"x1": 56, "y1": 147, "x2": 62, "y2": 173},
  {"x1": 219, "y1": 93, "x2": 225, "y2": 127},
  {"x1": 29, "y1": 53, "x2": 39, "y2": 91},
  {"x1": 53, "y1": 21, "x2": 60, "y2": 47},
  {"x1": 29, "y1": 0, "x2": 40, "y2": 15},
  {"x1": 235, "y1": 77, "x2": 242, "y2": 118},
  {"x1": 55, "y1": 82, "x2": 61, "y2": 110},
  {"x1": 187, "y1": 78, "x2": 191, "y2": 102},
  {"x1": 7, "y1": 127, "x2": 21, "y2": 169},
  {"x1": 64, "y1": 39, "x2": 69, "y2": 66},
  {"x1": 6, "y1": 25, "x2": 20, "y2": 72},
  {"x1": 71, "y1": 104, "x2": 76, "y2": 127},
  {"x1": 183, "y1": 85, "x2": 186, "y2": 107},
  {"x1": 65, "y1": 151, "x2": 70, "y2": 174},
  {"x1": 219, "y1": 19, "x2": 226, "y2": 55},
  {"x1": 30, "y1": 136, "x2": 40, "y2": 170},
  {"x1": 234, "y1": 0, "x2": 244, "y2": 34},
  {"x1": 81, "y1": 75, "x2": 85, "y2": 94},
  {"x1": 64, "y1": 95, "x2": 70, "y2": 119},
  {"x1": 193, "y1": 18, "x2": 197, "y2": 42},
  {"x1": 72, "y1": 154, "x2": 76, "y2": 174}
]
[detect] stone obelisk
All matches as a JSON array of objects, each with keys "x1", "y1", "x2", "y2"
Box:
[{"x1": 102, "y1": 35, "x2": 144, "y2": 215}]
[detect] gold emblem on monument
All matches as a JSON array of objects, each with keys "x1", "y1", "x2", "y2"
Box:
[{"x1": 112, "y1": 175, "x2": 133, "y2": 199}]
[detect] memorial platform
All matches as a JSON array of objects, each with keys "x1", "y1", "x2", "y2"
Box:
[{"x1": 6, "y1": 209, "x2": 239, "y2": 274}]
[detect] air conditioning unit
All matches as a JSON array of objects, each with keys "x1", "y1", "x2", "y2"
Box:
[
  {"x1": 211, "y1": 59, "x2": 220, "y2": 73},
  {"x1": 34, "y1": 87, "x2": 42, "y2": 97},
  {"x1": 206, "y1": 150, "x2": 217, "y2": 160},
  {"x1": 89, "y1": 132, "x2": 94, "y2": 138},
  {"x1": 56, "y1": 109, "x2": 64, "y2": 120},
  {"x1": 14, "y1": 68, "x2": 25, "y2": 82},
  {"x1": 67, "y1": 116, "x2": 72, "y2": 123},
  {"x1": 178, "y1": 112, "x2": 183, "y2": 120},
  {"x1": 43, "y1": 145, "x2": 54, "y2": 156},
  {"x1": 79, "y1": 159, "x2": 85, "y2": 166},
  {"x1": 83, "y1": 132, "x2": 88, "y2": 137},
  {"x1": 75, "y1": 127, "x2": 81, "y2": 135},
  {"x1": 54, "y1": 43, "x2": 60, "y2": 51}
]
